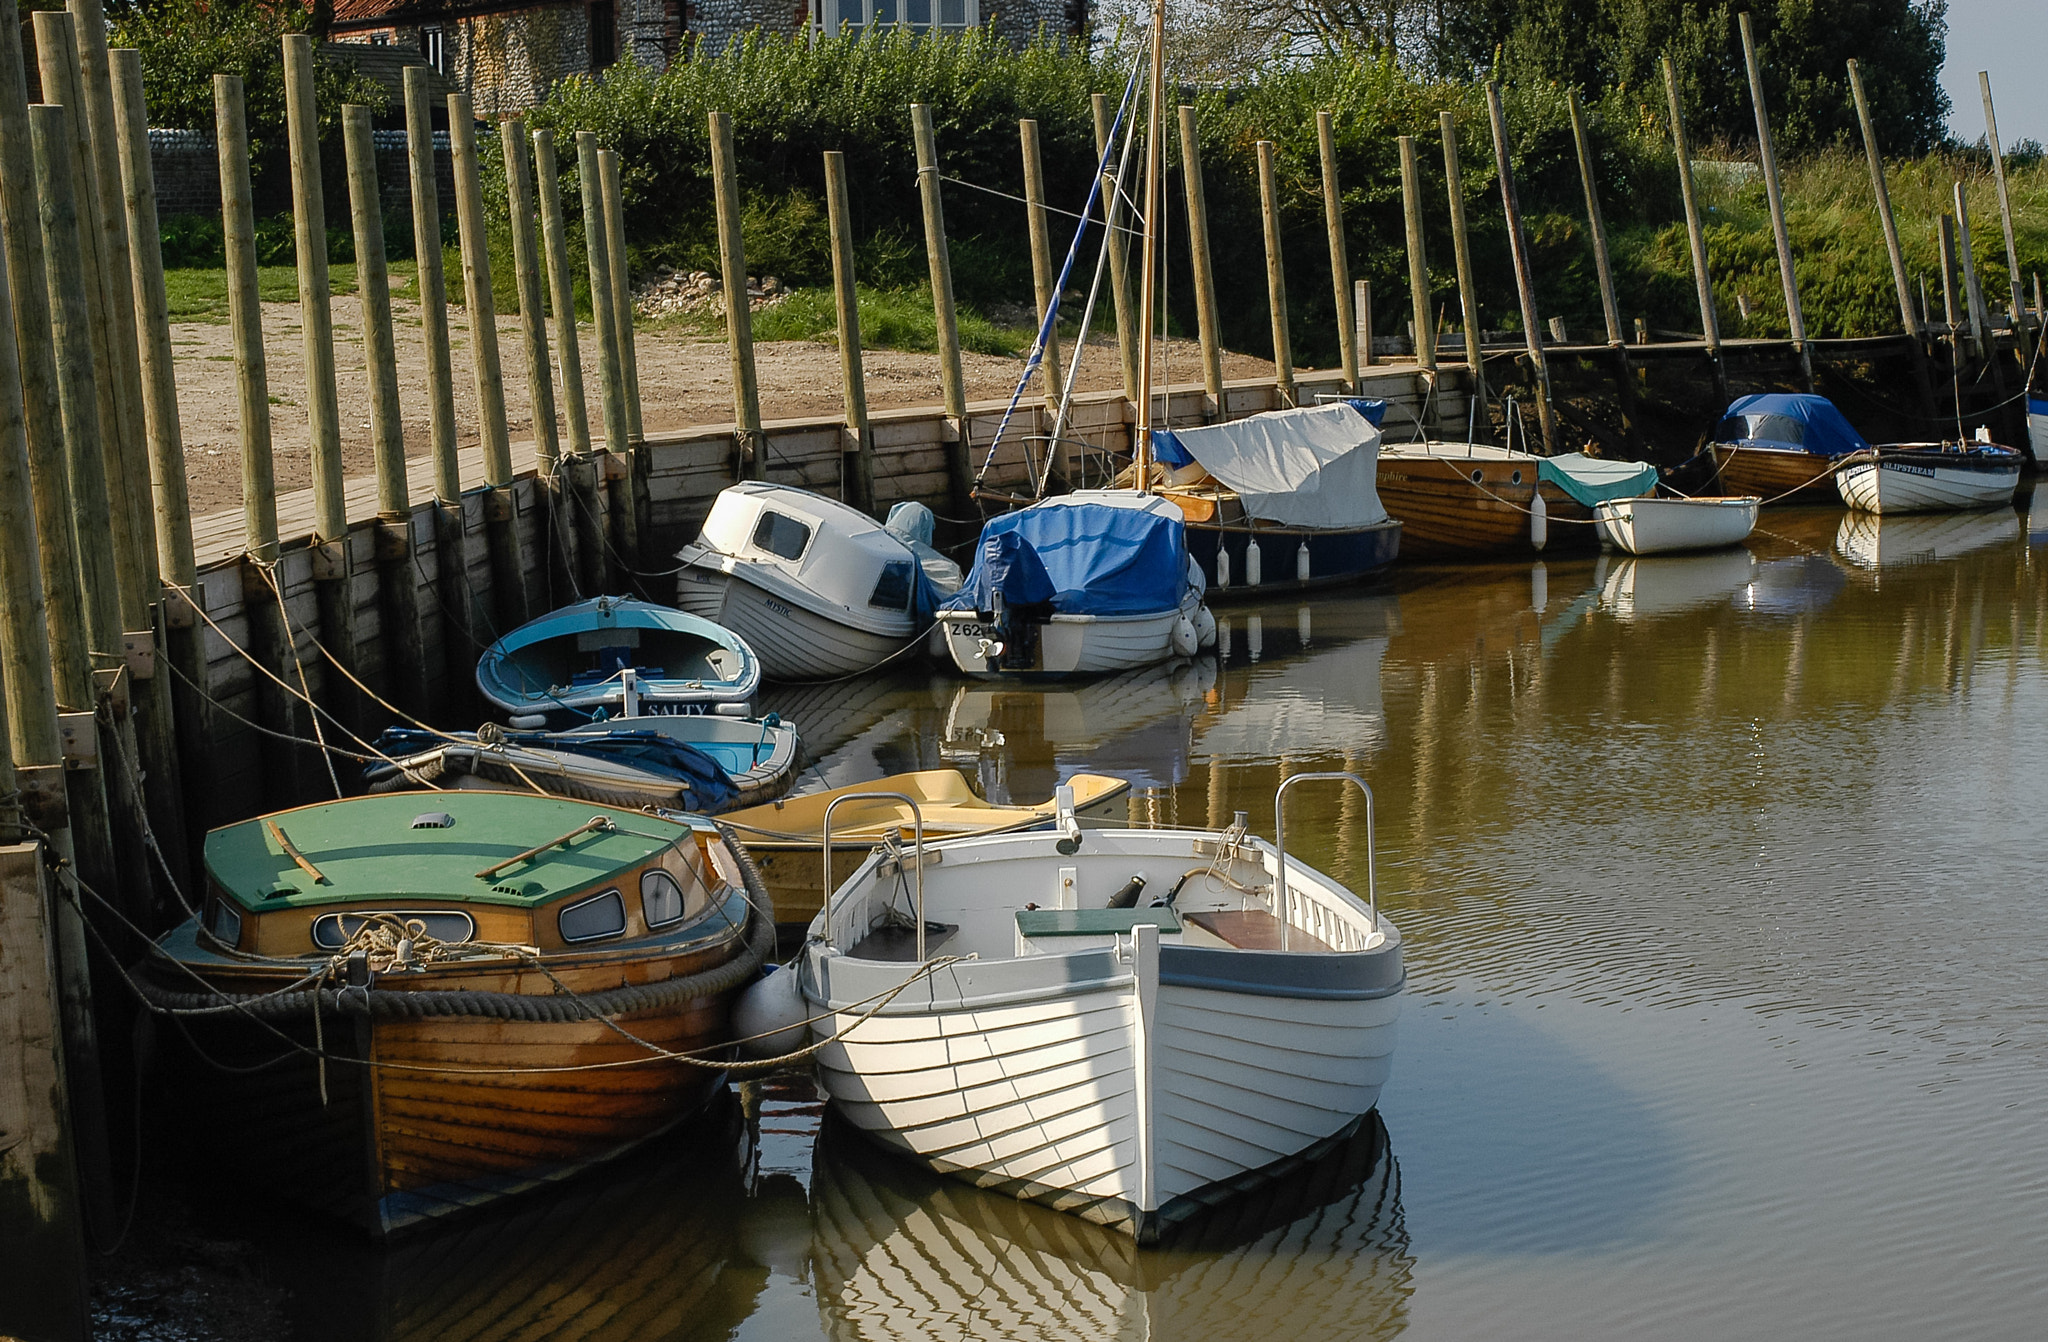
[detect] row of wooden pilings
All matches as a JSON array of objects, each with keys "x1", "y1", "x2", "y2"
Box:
[{"x1": 0, "y1": 8, "x2": 2040, "y2": 1326}]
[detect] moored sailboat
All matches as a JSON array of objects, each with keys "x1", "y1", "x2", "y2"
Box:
[{"x1": 1833, "y1": 440, "x2": 2023, "y2": 513}]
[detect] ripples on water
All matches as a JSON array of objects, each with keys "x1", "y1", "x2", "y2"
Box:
[{"x1": 266, "y1": 505, "x2": 2048, "y2": 1340}]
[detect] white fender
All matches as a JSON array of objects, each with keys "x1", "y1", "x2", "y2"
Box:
[
  {"x1": 1530, "y1": 489, "x2": 1548, "y2": 552},
  {"x1": 1296, "y1": 542, "x2": 1311, "y2": 584},
  {"x1": 1215, "y1": 546, "x2": 1232, "y2": 589},
  {"x1": 1193, "y1": 605, "x2": 1217, "y2": 650},
  {"x1": 1171, "y1": 614, "x2": 1200, "y2": 659},
  {"x1": 1246, "y1": 539, "x2": 1263, "y2": 587},
  {"x1": 734, "y1": 964, "x2": 810, "y2": 1060}
]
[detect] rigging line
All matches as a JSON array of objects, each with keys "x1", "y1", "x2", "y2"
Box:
[
  {"x1": 973, "y1": 47, "x2": 1149, "y2": 490},
  {"x1": 936, "y1": 174, "x2": 1147, "y2": 239},
  {"x1": 259, "y1": 562, "x2": 344, "y2": 798}
]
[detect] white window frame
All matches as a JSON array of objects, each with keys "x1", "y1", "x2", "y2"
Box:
[{"x1": 814, "y1": 0, "x2": 980, "y2": 36}]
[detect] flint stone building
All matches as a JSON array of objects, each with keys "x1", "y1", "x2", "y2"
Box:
[{"x1": 330, "y1": 0, "x2": 1083, "y2": 117}]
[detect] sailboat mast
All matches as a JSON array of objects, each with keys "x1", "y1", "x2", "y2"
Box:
[{"x1": 1135, "y1": 0, "x2": 1166, "y2": 491}]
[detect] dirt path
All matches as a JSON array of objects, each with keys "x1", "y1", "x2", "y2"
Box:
[{"x1": 169, "y1": 295, "x2": 1277, "y2": 517}]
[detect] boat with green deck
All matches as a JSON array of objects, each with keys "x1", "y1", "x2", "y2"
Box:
[{"x1": 139, "y1": 790, "x2": 773, "y2": 1238}]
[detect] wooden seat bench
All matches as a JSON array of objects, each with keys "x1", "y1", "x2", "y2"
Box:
[{"x1": 1183, "y1": 910, "x2": 1337, "y2": 952}]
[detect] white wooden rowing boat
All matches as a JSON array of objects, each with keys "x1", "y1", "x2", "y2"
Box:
[
  {"x1": 1833, "y1": 444, "x2": 2022, "y2": 514},
  {"x1": 796, "y1": 775, "x2": 1402, "y2": 1241},
  {"x1": 1593, "y1": 495, "x2": 1759, "y2": 554}
]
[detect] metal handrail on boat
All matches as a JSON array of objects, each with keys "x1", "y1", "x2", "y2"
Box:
[
  {"x1": 1274, "y1": 772, "x2": 1377, "y2": 946},
  {"x1": 822, "y1": 793, "x2": 927, "y2": 962}
]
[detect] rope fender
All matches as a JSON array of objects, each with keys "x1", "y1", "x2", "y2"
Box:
[{"x1": 132, "y1": 823, "x2": 776, "y2": 1025}]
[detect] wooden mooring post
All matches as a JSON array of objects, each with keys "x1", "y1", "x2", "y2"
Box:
[
  {"x1": 282, "y1": 33, "x2": 359, "y2": 734},
  {"x1": 500, "y1": 118, "x2": 576, "y2": 607},
  {"x1": 823, "y1": 150, "x2": 876, "y2": 512},
  {"x1": 1847, "y1": 58, "x2": 1937, "y2": 417},
  {"x1": 1092, "y1": 93, "x2": 1139, "y2": 404},
  {"x1": 112, "y1": 48, "x2": 207, "y2": 860},
  {"x1": 1177, "y1": 105, "x2": 1225, "y2": 413},
  {"x1": 910, "y1": 103, "x2": 971, "y2": 512},
  {"x1": 1566, "y1": 90, "x2": 1637, "y2": 440},
  {"x1": 215, "y1": 73, "x2": 300, "y2": 795},
  {"x1": 533, "y1": 128, "x2": 603, "y2": 596},
  {"x1": 343, "y1": 103, "x2": 430, "y2": 716},
  {"x1": 710, "y1": 112, "x2": 766, "y2": 480},
  {"x1": 1440, "y1": 111, "x2": 1488, "y2": 430},
  {"x1": 1485, "y1": 82, "x2": 1557, "y2": 451},
  {"x1": 1316, "y1": 112, "x2": 1357, "y2": 393},
  {"x1": 1740, "y1": 11, "x2": 1814, "y2": 392},
  {"x1": 1661, "y1": 57, "x2": 1729, "y2": 405},
  {"x1": 1019, "y1": 118, "x2": 1065, "y2": 411},
  {"x1": 577, "y1": 130, "x2": 636, "y2": 581},
  {"x1": 1255, "y1": 139, "x2": 1296, "y2": 407},
  {"x1": 1396, "y1": 134, "x2": 1436, "y2": 397},
  {"x1": 450, "y1": 92, "x2": 529, "y2": 633},
  {"x1": 1978, "y1": 74, "x2": 2028, "y2": 345},
  {"x1": 404, "y1": 68, "x2": 478, "y2": 695},
  {"x1": 598, "y1": 150, "x2": 645, "y2": 446}
]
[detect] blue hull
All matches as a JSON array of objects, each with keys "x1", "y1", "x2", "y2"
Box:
[
  {"x1": 477, "y1": 596, "x2": 761, "y2": 726},
  {"x1": 1187, "y1": 521, "x2": 1402, "y2": 599}
]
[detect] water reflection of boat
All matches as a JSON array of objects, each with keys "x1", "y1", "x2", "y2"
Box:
[
  {"x1": 1597, "y1": 550, "x2": 1758, "y2": 622},
  {"x1": 940, "y1": 660, "x2": 1214, "y2": 802},
  {"x1": 810, "y1": 1111, "x2": 1411, "y2": 1342},
  {"x1": 1733, "y1": 554, "x2": 1847, "y2": 616},
  {"x1": 284, "y1": 1091, "x2": 753, "y2": 1342},
  {"x1": 1198, "y1": 623, "x2": 1389, "y2": 763},
  {"x1": 1834, "y1": 508, "x2": 2022, "y2": 569}
]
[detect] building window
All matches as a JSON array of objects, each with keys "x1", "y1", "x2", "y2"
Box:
[
  {"x1": 819, "y1": 0, "x2": 976, "y2": 35},
  {"x1": 420, "y1": 25, "x2": 446, "y2": 72},
  {"x1": 590, "y1": 0, "x2": 617, "y2": 69},
  {"x1": 370, "y1": 32, "x2": 391, "y2": 46}
]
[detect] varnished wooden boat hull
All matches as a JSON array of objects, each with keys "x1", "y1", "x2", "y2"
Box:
[
  {"x1": 173, "y1": 989, "x2": 738, "y2": 1238},
  {"x1": 1709, "y1": 444, "x2": 1841, "y2": 504},
  {"x1": 1375, "y1": 458, "x2": 1595, "y2": 559}
]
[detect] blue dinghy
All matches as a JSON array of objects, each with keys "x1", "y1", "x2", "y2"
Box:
[
  {"x1": 364, "y1": 713, "x2": 801, "y2": 813},
  {"x1": 476, "y1": 595, "x2": 761, "y2": 728}
]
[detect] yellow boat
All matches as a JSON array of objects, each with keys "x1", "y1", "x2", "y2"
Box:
[{"x1": 719, "y1": 769, "x2": 1132, "y2": 936}]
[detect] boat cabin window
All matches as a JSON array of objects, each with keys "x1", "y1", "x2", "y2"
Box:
[
  {"x1": 311, "y1": 910, "x2": 476, "y2": 950},
  {"x1": 206, "y1": 898, "x2": 241, "y2": 949},
  {"x1": 1721, "y1": 413, "x2": 1804, "y2": 445},
  {"x1": 752, "y1": 511, "x2": 813, "y2": 562},
  {"x1": 641, "y1": 869, "x2": 689, "y2": 928},
  {"x1": 868, "y1": 560, "x2": 914, "y2": 612},
  {"x1": 558, "y1": 889, "x2": 627, "y2": 942}
]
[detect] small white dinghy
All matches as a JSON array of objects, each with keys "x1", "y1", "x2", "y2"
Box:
[
  {"x1": 1834, "y1": 441, "x2": 2023, "y2": 514},
  {"x1": 676, "y1": 483, "x2": 962, "y2": 681},
  {"x1": 1593, "y1": 495, "x2": 1759, "y2": 555},
  {"x1": 788, "y1": 773, "x2": 1402, "y2": 1241}
]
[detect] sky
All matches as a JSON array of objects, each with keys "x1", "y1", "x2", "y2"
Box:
[{"x1": 1942, "y1": 0, "x2": 2048, "y2": 147}]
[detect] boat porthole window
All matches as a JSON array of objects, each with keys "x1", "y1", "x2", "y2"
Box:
[
  {"x1": 641, "y1": 869, "x2": 687, "y2": 929},
  {"x1": 1510, "y1": 469, "x2": 1523, "y2": 485},
  {"x1": 1470, "y1": 468, "x2": 1484, "y2": 484},
  {"x1": 558, "y1": 889, "x2": 627, "y2": 943},
  {"x1": 311, "y1": 910, "x2": 475, "y2": 950},
  {"x1": 751, "y1": 511, "x2": 813, "y2": 562},
  {"x1": 868, "y1": 560, "x2": 914, "y2": 612},
  {"x1": 207, "y1": 899, "x2": 242, "y2": 948}
]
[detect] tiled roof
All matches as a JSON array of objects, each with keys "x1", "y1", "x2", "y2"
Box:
[{"x1": 329, "y1": 0, "x2": 572, "y2": 28}]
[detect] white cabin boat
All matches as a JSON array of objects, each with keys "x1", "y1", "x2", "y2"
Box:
[
  {"x1": 1833, "y1": 443, "x2": 2022, "y2": 514},
  {"x1": 1593, "y1": 495, "x2": 1759, "y2": 554},
  {"x1": 676, "y1": 484, "x2": 961, "y2": 681},
  {"x1": 936, "y1": 492, "x2": 1212, "y2": 679},
  {"x1": 797, "y1": 777, "x2": 1402, "y2": 1241}
]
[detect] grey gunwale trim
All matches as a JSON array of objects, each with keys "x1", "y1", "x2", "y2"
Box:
[{"x1": 1158, "y1": 940, "x2": 1405, "y2": 1001}]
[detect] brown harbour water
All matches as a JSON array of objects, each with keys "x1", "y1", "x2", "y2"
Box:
[{"x1": 197, "y1": 502, "x2": 2048, "y2": 1340}]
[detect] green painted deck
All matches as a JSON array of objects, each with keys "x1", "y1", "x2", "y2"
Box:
[{"x1": 205, "y1": 792, "x2": 692, "y2": 912}]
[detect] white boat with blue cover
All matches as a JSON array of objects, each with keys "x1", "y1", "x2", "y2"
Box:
[
  {"x1": 363, "y1": 713, "x2": 801, "y2": 813},
  {"x1": 2027, "y1": 395, "x2": 2046, "y2": 467},
  {"x1": 1143, "y1": 402, "x2": 1403, "y2": 595},
  {"x1": 476, "y1": 596, "x2": 759, "y2": 728},
  {"x1": 675, "y1": 484, "x2": 962, "y2": 681},
  {"x1": 793, "y1": 774, "x2": 1402, "y2": 1242},
  {"x1": 936, "y1": 492, "x2": 1213, "y2": 679}
]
